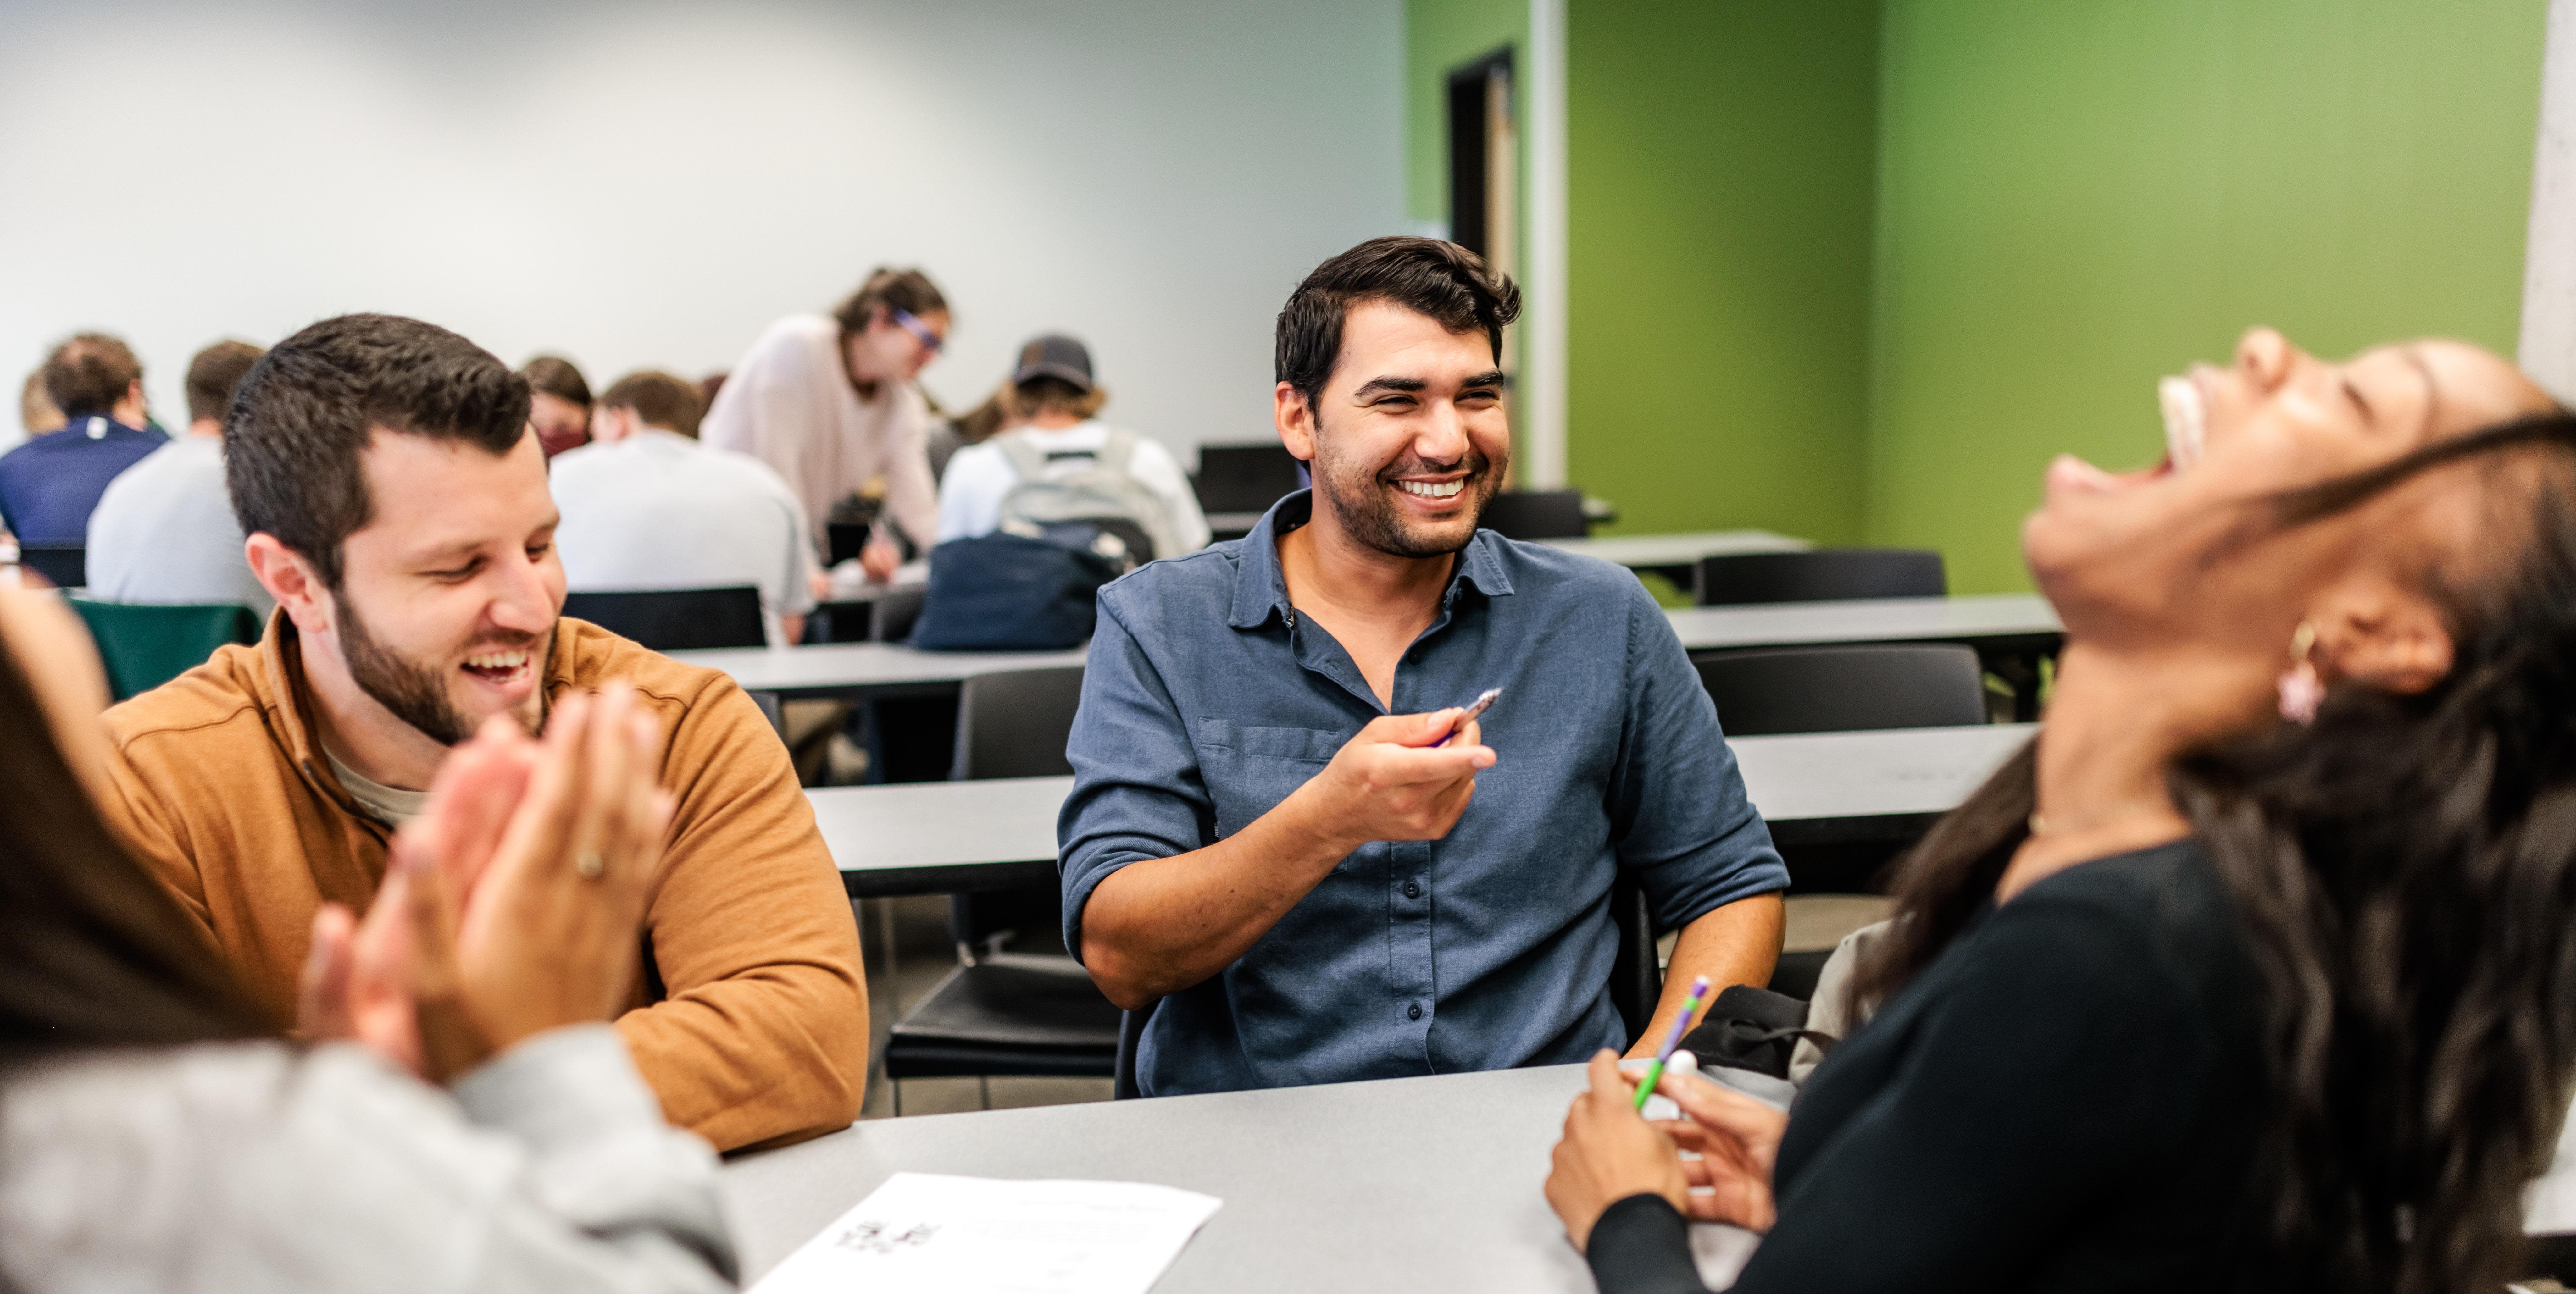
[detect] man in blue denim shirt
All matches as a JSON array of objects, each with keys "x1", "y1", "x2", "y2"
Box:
[{"x1": 1060, "y1": 238, "x2": 1788, "y2": 1096}]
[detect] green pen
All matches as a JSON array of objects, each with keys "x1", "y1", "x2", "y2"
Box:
[{"x1": 1632, "y1": 975, "x2": 1712, "y2": 1111}]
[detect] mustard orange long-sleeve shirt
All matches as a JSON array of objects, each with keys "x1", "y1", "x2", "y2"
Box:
[{"x1": 97, "y1": 613, "x2": 869, "y2": 1151}]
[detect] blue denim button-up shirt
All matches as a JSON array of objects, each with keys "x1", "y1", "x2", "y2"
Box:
[{"x1": 1059, "y1": 492, "x2": 1787, "y2": 1096}]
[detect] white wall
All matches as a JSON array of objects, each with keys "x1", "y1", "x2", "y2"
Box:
[{"x1": 0, "y1": 0, "x2": 1405, "y2": 460}]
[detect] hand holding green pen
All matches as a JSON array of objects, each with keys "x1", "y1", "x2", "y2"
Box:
[{"x1": 1632, "y1": 975, "x2": 1712, "y2": 1110}]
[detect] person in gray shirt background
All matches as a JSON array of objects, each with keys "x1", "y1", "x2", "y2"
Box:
[
  {"x1": 85, "y1": 340, "x2": 275, "y2": 617},
  {"x1": 0, "y1": 584, "x2": 734, "y2": 1294}
]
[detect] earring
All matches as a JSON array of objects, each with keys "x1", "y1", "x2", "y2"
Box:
[{"x1": 2277, "y1": 621, "x2": 2323, "y2": 725}]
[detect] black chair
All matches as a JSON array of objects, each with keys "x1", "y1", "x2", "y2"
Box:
[
  {"x1": 1112, "y1": 870, "x2": 1662, "y2": 1098},
  {"x1": 827, "y1": 521, "x2": 873, "y2": 568},
  {"x1": 1191, "y1": 443, "x2": 1306, "y2": 513},
  {"x1": 1692, "y1": 644, "x2": 1985, "y2": 736},
  {"x1": 561, "y1": 587, "x2": 766, "y2": 650},
  {"x1": 18, "y1": 542, "x2": 85, "y2": 589},
  {"x1": 870, "y1": 587, "x2": 927, "y2": 643},
  {"x1": 883, "y1": 666, "x2": 1119, "y2": 1110},
  {"x1": 1479, "y1": 490, "x2": 1589, "y2": 541},
  {"x1": 1694, "y1": 548, "x2": 1945, "y2": 606}
]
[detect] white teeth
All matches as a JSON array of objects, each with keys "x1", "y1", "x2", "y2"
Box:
[
  {"x1": 463, "y1": 651, "x2": 526, "y2": 671},
  {"x1": 1398, "y1": 480, "x2": 1464, "y2": 499},
  {"x1": 2158, "y1": 375, "x2": 2205, "y2": 472}
]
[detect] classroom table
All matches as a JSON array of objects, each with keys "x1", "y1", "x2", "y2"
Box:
[
  {"x1": 810, "y1": 723, "x2": 2035, "y2": 899},
  {"x1": 1665, "y1": 592, "x2": 2061, "y2": 653},
  {"x1": 722, "y1": 1062, "x2": 1738, "y2": 1292},
  {"x1": 668, "y1": 641, "x2": 1089, "y2": 704},
  {"x1": 1535, "y1": 528, "x2": 1809, "y2": 583},
  {"x1": 1672, "y1": 593, "x2": 2063, "y2": 722}
]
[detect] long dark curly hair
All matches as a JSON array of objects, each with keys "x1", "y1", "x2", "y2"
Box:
[
  {"x1": 0, "y1": 620, "x2": 264, "y2": 1070},
  {"x1": 1850, "y1": 411, "x2": 2576, "y2": 1293}
]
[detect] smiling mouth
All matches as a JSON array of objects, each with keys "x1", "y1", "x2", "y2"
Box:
[
  {"x1": 2158, "y1": 374, "x2": 2207, "y2": 472},
  {"x1": 1395, "y1": 479, "x2": 1467, "y2": 500},
  {"x1": 461, "y1": 648, "x2": 533, "y2": 686}
]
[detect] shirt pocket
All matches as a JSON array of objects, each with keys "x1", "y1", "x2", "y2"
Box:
[{"x1": 1191, "y1": 719, "x2": 1345, "y2": 838}]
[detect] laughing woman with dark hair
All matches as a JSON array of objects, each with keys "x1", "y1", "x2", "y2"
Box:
[
  {"x1": 0, "y1": 584, "x2": 733, "y2": 1292},
  {"x1": 1546, "y1": 329, "x2": 2576, "y2": 1294}
]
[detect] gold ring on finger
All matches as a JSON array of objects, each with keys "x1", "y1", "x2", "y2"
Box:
[{"x1": 575, "y1": 849, "x2": 605, "y2": 880}]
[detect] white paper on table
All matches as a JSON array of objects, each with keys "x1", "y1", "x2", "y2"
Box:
[{"x1": 749, "y1": 1171, "x2": 1223, "y2": 1294}]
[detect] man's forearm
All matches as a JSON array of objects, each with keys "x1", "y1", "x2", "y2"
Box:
[
  {"x1": 1623, "y1": 892, "x2": 1785, "y2": 1059},
  {"x1": 1078, "y1": 786, "x2": 1361, "y2": 1009}
]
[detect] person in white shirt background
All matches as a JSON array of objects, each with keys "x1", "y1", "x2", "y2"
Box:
[
  {"x1": 549, "y1": 370, "x2": 819, "y2": 647},
  {"x1": 699, "y1": 267, "x2": 948, "y2": 587},
  {"x1": 85, "y1": 340, "x2": 275, "y2": 617},
  {"x1": 935, "y1": 333, "x2": 1211, "y2": 560}
]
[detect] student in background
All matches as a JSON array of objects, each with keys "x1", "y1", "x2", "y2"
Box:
[
  {"x1": 702, "y1": 268, "x2": 948, "y2": 584},
  {"x1": 1059, "y1": 238, "x2": 1787, "y2": 1097},
  {"x1": 936, "y1": 335, "x2": 1210, "y2": 560},
  {"x1": 0, "y1": 334, "x2": 167, "y2": 545},
  {"x1": 99, "y1": 314, "x2": 869, "y2": 1153},
  {"x1": 551, "y1": 369, "x2": 819, "y2": 647},
  {"x1": 522, "y1": 355, "x2": 592, "y2": 458},
  {"x1": 925, "y1": 382, "x2": 1010, "y2": 484},
  {"x1": 0, "y1": 583, "x2": 735, "y2": 1292},
  {"x1": 87, "y1": 340, "x2": 275, "y2": 617},
  {"x1": 1548, "y1": 333, "x2": 2576, "y2": 1294},
  {"x1": 14, "y1": 368, "x2": 64, "y2": 452}
]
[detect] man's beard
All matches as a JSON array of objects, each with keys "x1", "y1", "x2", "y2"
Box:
[
  {"x1": 1314, "y1": 436, "x2": 1506, "y2": 559},
  {"x1": 333, "y1": 589, "x2": 545, "y2": 746}
]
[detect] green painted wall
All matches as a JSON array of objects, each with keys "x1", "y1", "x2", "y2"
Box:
[
  {"x1": 1866, "y1": 0, "x2": 2550, "y2": 591},
  {"x1": 1405, "y1": 0, "x2": 1527, "y2": 226},
  {"x1": 1567, "y1": 0, "x2": 1881, "y2": 542}
]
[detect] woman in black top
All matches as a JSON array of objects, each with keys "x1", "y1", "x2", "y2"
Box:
[{"x1": 1547, "y1": 328, "x2": 2576, "y2": 1294}]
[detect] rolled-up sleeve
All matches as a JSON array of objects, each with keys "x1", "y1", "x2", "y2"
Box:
[
  {"x1": 1057, "y1": 597, "x2": 1216, "y2": 962},
  {"x1": 1608, "y1": 587, "x2": 1789, "y2": 930}
]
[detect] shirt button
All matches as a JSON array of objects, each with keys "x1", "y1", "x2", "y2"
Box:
[
  {"x1": 1407, "y1": 1003, "x2": 1424, "y2": 1021},
  {"x1": 1403, "y1": 880, "x2": 1422, "y2": 899}
]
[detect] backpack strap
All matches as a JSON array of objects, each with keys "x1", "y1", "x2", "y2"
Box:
[
  {"x1": 994, "y1": 429, "x2": 1048, "y2": 482},
  {"x1": 1095, "y1": 426, "x2": 1140, "y2": 474}
]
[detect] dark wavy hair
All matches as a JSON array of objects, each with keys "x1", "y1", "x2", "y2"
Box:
[
  {"x1": 1274, "y1": 236, "x2": 1521, "y2": 416},
  {"x1": 1852, "y1": 412, "x2": 2576, "y2": 1292},
  {"x1": 0, "y1": 623, "x2": 266, "y2": 1070}
]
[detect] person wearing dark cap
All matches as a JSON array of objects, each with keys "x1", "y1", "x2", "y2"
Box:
[
  {"x1": 933, "y1": 334, "x2": 1208, "y2": 560},
  {"x1": 0, "y1": 333, "x2": 168, "y2": 545}
]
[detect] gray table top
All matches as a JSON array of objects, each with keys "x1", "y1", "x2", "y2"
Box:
[
  {"x1": 667, "y1": 641, "x2": 1089, "y2": 696},
  {"x1": 808, "y1": 724, "x2": 2036, "y2": 886},
  {"x1": 1535, "y1": 528, "x2": 1809, "y2": 567},
  {"x1": 722, "y1": 1063, "x2": 1637, "y2": 1291},
  {"x1": 1666, "y1": 592, "x2": 2061, "y2": 652},
  {"x1": 680, "y1": 597, "x2": 2057, "y2": 700}
]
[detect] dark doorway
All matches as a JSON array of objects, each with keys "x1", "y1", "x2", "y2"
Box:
[{"x1": 1446, "y1": 48, "x2": 1516, "y2": 265}]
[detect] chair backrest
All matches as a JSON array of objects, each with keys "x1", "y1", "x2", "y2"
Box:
[
  {"x1": 19, "y1": 542, "x2": 86, "y2": 590},
  {"x1": 826, "y1": 522, "x2": 873, "y2": 568},
  {"x1": 1479, "y1": 490, "x2": 1589, "y2": 541},
  {"x1": 948, "y1": 665, "x2": 1091, "y2": 956},
  {"x1": 952, "y1": 665, "x2": 1086, "y2": 781},
  {"x1": 1606, "y1": 871, "x2": 1660, "y2": 1047},
  {"x1": 1192, "y1": 443, "x2": 1306, "y2": 513},
  {"x1": 69, "y1": 600, "x2": 260, "y2": 701},
  {"x1": 870, "y1": 587, "x2": 927, "y2": 642},
  {"x1": 1693, "y1": 644, "x2": 1986, "y2": 736},
  {"x1": 1694, "y1": 548, "x2": 1945, "y2": 606},
  {"x1": 561, "y1": 586, "x2": 765, "y2": 651}
]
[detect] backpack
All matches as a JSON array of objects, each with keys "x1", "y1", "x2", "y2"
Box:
[
  {"x1": 911, "y1": 524, "x2": 1126, "y2": 651},
  {"x1": 993, "y1": 427, "x2": 1178, "y2": 564}
]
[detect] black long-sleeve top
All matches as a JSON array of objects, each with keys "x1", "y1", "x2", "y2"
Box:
[{"x1": 1587, "y1": 840, "x2": 2270, "y2": 1293}]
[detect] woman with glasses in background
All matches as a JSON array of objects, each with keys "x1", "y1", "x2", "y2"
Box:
[{"x1": 701, "y1": 267, "x2": 950, "y2": 587}]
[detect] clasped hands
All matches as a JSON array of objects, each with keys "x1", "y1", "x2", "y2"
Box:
[
  {"x1": 297, "y1": 684, "x2": 675, "y2": 1083},
  {"x1": 1545, "y1": 1050, "x2": 1791, "y2": 1251}
]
